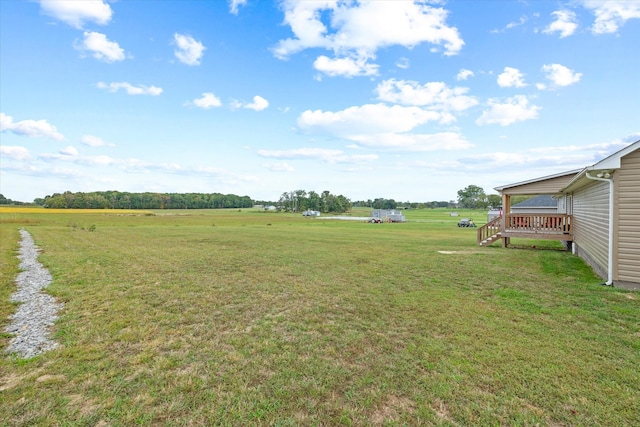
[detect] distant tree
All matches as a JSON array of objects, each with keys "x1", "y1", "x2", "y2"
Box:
[
  {"x1": 372, "y1": 198, "x2": 397, "y2": 209},
  {"x1": 307, "y1": 191, "x2": 321, "y2": 211},
  {"x1": 487, "y1": 194, "x2": 502, "y2": 208},
  {"x1": 457, "y1": 185, "x2": 487, "y2": 209}
]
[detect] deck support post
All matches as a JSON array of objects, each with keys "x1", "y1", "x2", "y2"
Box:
[{"x1": 501, "y1": 193, "x2": 511, "y2": 247}]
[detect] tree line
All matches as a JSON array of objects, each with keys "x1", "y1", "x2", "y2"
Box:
[
  {"x1": 7, "y1": 184, "x2": 503, "y2": 211},
  {"x1": 0, "y1": 194, "x2": 31, "y2": 206},
  {"x1": 41, "y1": 191, "x2": 253, "y2": 209},
  {"x1": 277, "y1": 190, "x2": 351, "y2": 213}
]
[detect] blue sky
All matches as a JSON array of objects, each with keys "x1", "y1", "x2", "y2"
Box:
[{"x1": 1, "y1": 0, "x2": 639, "y2": 203}]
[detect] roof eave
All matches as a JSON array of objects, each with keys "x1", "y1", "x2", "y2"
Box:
[{"x1": 494, "y1": 169, "x2": 581, "y2": 192}]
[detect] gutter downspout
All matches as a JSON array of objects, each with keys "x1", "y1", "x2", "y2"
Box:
[{"x1": 585, "y1": 171, "x2": 614, "y2": 286}]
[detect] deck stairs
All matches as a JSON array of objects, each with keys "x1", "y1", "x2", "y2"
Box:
[
  {"x1": 477, "y1": 216, "x2": 502, "y2": 246},
  {"x1": 479, "y1": 231, "x2": 502, "y2": 246}
]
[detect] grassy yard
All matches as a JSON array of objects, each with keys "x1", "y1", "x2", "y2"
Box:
[{"x1": 1, "y1": 207, "x2": 638, "y2": 426}]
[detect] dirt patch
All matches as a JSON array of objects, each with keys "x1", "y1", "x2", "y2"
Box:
[
  {"x1": 431, "y1": 398, "x2": 453, "y2": 421},
  {"x1": 0, "y1": 373, "x2": 23, "y2": 392},
  {"x1": 371, "y1": 395, "x2": 415, "y2": 425},
  {"x1": 437, "y1": 250, "x2": 493, "y2": 255},
  {"x1": 67, "y1": 393, "x2": 102, "y2": 417},
  {"x1": 36, "y1": 374, "x2": 67, "y2": 383}
]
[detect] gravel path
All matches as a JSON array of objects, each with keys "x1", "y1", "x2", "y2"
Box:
[{"x1": 4, "y1": 229, "x2": 63, "y2": 358}]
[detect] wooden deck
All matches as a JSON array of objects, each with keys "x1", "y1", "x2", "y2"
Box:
[{"x1": 478, "y1": 214, "x2": 572, "y2": 246}]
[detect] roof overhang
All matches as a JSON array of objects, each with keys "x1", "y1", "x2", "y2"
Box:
[{"x1": 494, "y1": 169, "x2": 581, "y2": 194}]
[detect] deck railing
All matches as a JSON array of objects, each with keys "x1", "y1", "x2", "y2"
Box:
[
  {"x1": 504, "y1": 214, "x2": 572, "y2": 235},
  {"x1": 478, "y1": 214, "x2": 573, "y2": 246},
  {"x1": 502, "y1": 214, "x2": 573, "y2": 240}
]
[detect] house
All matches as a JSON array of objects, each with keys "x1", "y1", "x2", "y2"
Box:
[
  {"x1": 556, "y1": 140, "x2": 640, "y2": 286},
  {"x1": 479, "y1": 139, "x2": 640, "y2": 287},
  {"x1": 487, "y1": 207, "x2": 502, "y2": 222},
  {"x1": 511, "y1": 194, "x2": 557, "y2": 214}
]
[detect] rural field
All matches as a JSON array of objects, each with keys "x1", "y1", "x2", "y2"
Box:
[{"x1": 0, "y1": 207, "x2": 638, "y2": 426}]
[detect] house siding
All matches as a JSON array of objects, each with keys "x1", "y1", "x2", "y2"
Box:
[
  {"x1": 573, "y1": 180, "x2": 609, "y2": 278},
  {"x1": 616, "y1": 149, "x2": 640, "y2": 283},
  {"x1": 557, "y1": 194, "x2": 572, "y2": 215}
]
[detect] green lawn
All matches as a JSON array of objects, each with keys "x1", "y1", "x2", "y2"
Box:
[{"x1": 1, "y1": 208, "x2": 638, "y2": 426}]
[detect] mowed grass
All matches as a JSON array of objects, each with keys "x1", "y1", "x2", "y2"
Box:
[{"x1": 1, "y1": 208, "x2": 638, "y2": 426}]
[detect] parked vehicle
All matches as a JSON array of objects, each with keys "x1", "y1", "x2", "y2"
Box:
[{"x1": 457, "y1": 218, "x2": 476, "y2": 227}]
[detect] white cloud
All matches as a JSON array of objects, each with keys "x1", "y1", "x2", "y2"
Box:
[
  {"x1": 297, "y1": 103, "x2": 473, "y2": 152},
  {"x1": 257, "y1": 147, "x2": 378, "y2": 164},
  {"x1": 375, "y1": 79, "x2": 478, "y2": 112},
  {"x1": 491, "y1": 15, "x2": 527, "y2": 33},
  {"x1": 39, "y1": 0, "x2": 112, "y2": 29},
  {"x1": 188, "y1": 92, "x2": 222, "y2": 109},
  {"x1": 541, "y1": 64, "x2": 582, "y2": 87},
  {"x1": 230, "y1": 96, "x2": 270, "y2": 111},
  {"x1": 313, "y1": 55, "x2": 379, "y2": 78},
  {"x1": 97, "y1": 82, "x2": 163, "y2": 96},
  {"x1": 77, "y1": 31, "x2": 125, "y2": 62},
  {"x1": 476, "y1": 95, "x2": 541, "y2": 126},
  {"x1": 396, "y1": 57, "x2": 410, "y2": 69},
  {"x1": 81, "y1": 135, "x2": 113, "y2": 147},
  {"x1": 0, "y1": 113, "x2": 65, "y2": 140},
  {"x1": 506, "y1": 16, "x2": 528, "y2": 30},
  {"x1": 273, "y1": 1, "x2": 463, "y2": 77},
  {"x1": 457, "y1": 139, "x2": 635, "y2": 173},
  {"x1": 60, "y1": 146, "x2": 79, "y2": 156},
  {"x1": 581, "y1": 0, "x2": 640, "y2": 34},
  {"x1": 457, "y1": 150, "x2": 592, "y2": 171},
  {"x1": 0, "y1": 146, "x2": 32, "y2": 161},
  {"x1": 543, "y1": 10, "x2": 579, "y2": 38},
  {"x1": 174, "y1": 33, "x2": 206, "y2": 66},
  {"x1": 456, "y1": 69, "x2": 474, "y2": 81},
  {"x1": 497, "y1": 67, "x2": 527, "y2": 88},
  {"x1": 229, "y1": 0, "x2": 247, "y2": 15},
  {"x1": 244, "y1": 96, "x2": 269, "y2": 111},
  {"x1": 298, "y1": 103, "x2": 445, "y2": 137},
  {"x1": 347, "y1": 132, "x2": 473, "y2": 152},
  {"x1": 262, "y1": 162, "x2": 295, "y2": 172}
]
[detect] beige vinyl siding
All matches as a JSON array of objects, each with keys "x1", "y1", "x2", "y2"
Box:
[
  {"x1": 502, "y1": 175, "x2": 577, "y2": 195},
  {"x1": 556, "y1": 194, "x2": 574, "y2": 215},
  {"x1": 573, "y1": 180, "x2": 610, "y2": 277},
  {"x1": 616, "y1": 149, "x2": 640, "y2": 283}
]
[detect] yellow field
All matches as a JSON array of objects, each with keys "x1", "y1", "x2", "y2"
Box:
[{"x1": 0, "y1": 206, "x2": 152, "y2": 215}]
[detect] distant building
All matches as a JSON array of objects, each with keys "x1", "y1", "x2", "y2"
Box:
[
  {"x1": 487, "y1": 207, "x2": 502, "y2": 222},
  {"x1": 511, "y1": 195, "x2": 557, "y2": 214},
  {"x1": 371, "y1": 209, "x2": 406, "y2": 222}
]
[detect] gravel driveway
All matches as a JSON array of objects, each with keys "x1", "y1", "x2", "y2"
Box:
[{"x1": 4, "y1": 229, "x2": 63, "y2": 359}]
